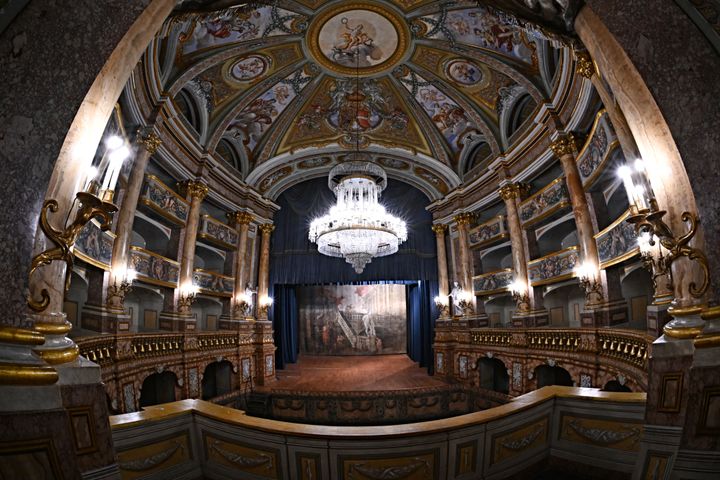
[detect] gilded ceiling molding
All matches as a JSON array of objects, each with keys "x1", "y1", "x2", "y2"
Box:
[
  {"x1": 165, "y1": 36, "x2": 301, "y2": 97},
  {"x1": 409, "y1": 62, "x2": 502, "y2": 158},
  {"x1": 203, "y1": 59, "x2": 309, "y2": 153}
]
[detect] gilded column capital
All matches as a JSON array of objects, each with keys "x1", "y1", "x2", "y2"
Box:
[
  {"x1": 259, "y1": 224, "x2": 275, "y2": 235},
  {"x1": 549, "y1": 134, "x2": 578, "y2": 158},
  {"x1": 178, "y1": 180, "x2": 209, "y2": 201},
  {"x1": 431, "y1": 224, "x2": 448, "y2": 235},
  {"x1": 453, "y1": 212, "x2": 474, "y2": 226},
  {"x1": 228, "y1": 211, "x2": 254, "y2": 226},
  {"x1": 575, "y1": 51, "x2": 594, "y2": 79},
  {"x1": 136, "y1": 128, "x2": 162, "y2": 154},
  {"x1": 499, "y1": 182, "x2": 530, "y2": 201}
]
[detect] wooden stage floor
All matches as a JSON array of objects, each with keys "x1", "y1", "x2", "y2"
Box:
[{"x1": 268, "y1": 354, "x2": 447, "y2": 392}]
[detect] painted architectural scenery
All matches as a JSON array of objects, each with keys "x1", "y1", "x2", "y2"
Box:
[{"x1": 298, "y1": 284, "x2": 407, "y2": 355}]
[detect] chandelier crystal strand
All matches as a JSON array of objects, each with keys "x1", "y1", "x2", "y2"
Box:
[{"x1": 309, "y1": 162, "x2": 407, "y2": 274}]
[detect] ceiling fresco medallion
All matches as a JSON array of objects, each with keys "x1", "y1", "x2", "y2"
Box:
[
  {"x1": 225, "y1": 54, "x2": 271, "y2": 83},
  {"x1": 445, "y1": 59, "x2": 483, "y2": 86},
  {"x1": 306, "y1": 2, "x2": 410, "y2": 76}
]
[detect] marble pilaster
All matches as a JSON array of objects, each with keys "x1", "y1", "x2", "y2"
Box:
[{"x1": 432, "y1": 224, "x2": 450, "y2": 298}]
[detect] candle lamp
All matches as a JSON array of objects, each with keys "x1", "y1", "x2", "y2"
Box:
[
  {"x1": 456, "y1": 290, "x2": 474, "y2": 317},
  {"x1": 619, "y1": 160, "x2": 708, "y2": 299},
  {"x1": 258, "y1": 296, "x2": 273, "y2": 318},
  {"x1": 178, "y1": 284, "x2": 199, "y2": 314},
  {"x1": 234, "y1": 293, "x2": 253, "y2": 317},
  {"x1": 574, "y1": 262, "x2": 604, "y2": 306},
  {"x1": 106, "y1": 268, "x2": 137, "y2": 311},
  {"x1": 434, "y1": 295, "x2": 450, "y2": 319}
]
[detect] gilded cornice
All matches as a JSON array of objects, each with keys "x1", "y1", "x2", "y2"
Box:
[
  {"x1": 228, "y1": 211, "x2": 254, "y2": 226},
  {"x1": 178, "y1": 180, "x2": 209, "y2": 201},
  {"x1": 453, "y1": 212, "x2": 474, "y2": 226},
  {"x1": 499, "y1": 182, "x2": 530, "y2": 201},
  {"x1": 431, "y1": 224, "x2": 448, "y2": 235},
  {"x1": 575, "y1": 51, "x2": 595, "y2": 79},
  {"x1": 549, "y1": 134, "x2": 579, "y2": 158},
  {"x1": 259, "y1": 224, "x2": 275, "y2": 235}
]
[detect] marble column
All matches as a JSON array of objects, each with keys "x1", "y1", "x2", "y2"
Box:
[
  {"x1": 224, "y1": 211, "x2": 253, "y2": 326},
  {"x1": 160, "y1": 180, "x2": 208, "y2": 331},
  {"x1": 499, "y1": 182, "x2": 548, "y2": 327},
  {"x1": 453, "y1": 213, "x2": 474, "y2": 294},
  {"x1": 257, "y1": 224, "x2": 275, "y2": 310},
  {"x1": 432, "y1": 224, "x2": 449, "y2": 298},
  {"x1": 551, "y1": 135, "x2": 626, "y2": 326}
]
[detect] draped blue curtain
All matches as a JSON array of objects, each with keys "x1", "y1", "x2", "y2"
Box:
[
  {"x1": 268, "y1": 177, "x2": 439, "y2": 371},
  {"x1": 270, "y1": 284, "x2": 298, "y2": 370}
]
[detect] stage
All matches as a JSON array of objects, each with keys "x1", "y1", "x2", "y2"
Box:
[{"x1": 267, "y1": 354, "x2": 446, "y2": 392}]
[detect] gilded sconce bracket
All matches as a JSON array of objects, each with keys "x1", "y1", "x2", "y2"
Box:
[
  {"x1": 578, "y1": 277, "x2": 604, "y2": 306},
  {"x1": 27, "y1": 192, "x2": 118, "y2": 312},
  {"x1": 628, "y1": 209, "x2": 709, "y2": 299},
  {"x1": 511, "y1": 291, "x2": 531, "y2": 313}
]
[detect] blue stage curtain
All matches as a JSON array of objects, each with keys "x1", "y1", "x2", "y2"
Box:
[
  {"x1": 269, "y1": 284, "x2": 298, "y2": 370},
  {"x1": 406, "y1": 280, "x2": 439, "y2": 373}
]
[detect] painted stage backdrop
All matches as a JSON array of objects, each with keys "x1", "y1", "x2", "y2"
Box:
[{"x1": 298, "y1": 284, "x2": 406, "y2": 355}]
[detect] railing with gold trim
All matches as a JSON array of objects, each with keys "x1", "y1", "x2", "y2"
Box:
[
  {"x1": 595, "y1": 210, "x2": 639, "y2": 268},
  {"x1": 77, "y1": 335, "x2": 116, "y2": 366},
  {"x1": 473, "y1": 268, "x2": 513, "y2": 295},
  {"x1": 74, "y1": 219, "x2": 116, "y2": 270},
  {"x1": 519, "y1": 177, "x2": 570, "y2": 228},
  {"x1": 468, "y1": 327, "x2": 652, "y2": 371},
  {"x1": 198, "y1": 215, "x2": 238, "y2": 251},
  {"x1": 130, "y1": 246, "x2": 180, "y2": 288},
  {"x1": 575, "y1": 109, "x2": 622, "y2": 187},
  {"x1": 131, "y1": 334, "x2": 185, "y2": 358},
  {"x1": 469, "y1": 215, "x2": 508, "y2": 248},
  {"x1": 527, "y1": 246, "x2": 579, "y2": 286},
  {"x1": 139, "y1": 174, "x2": 189, "y2": 226},
  {"x1": 193, "y1": 268, "x2": 234, "y2": 297},
  {"x1": 197, "y1": 332, "x2": 240, "y2": 350}
]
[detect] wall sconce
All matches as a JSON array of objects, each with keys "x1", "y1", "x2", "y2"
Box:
[
  {"x1": 258, "y1": 296, "x2": 273, "y2": 318},
  {"x1": 434, "y1": 295, "x2": 450, "y2": 319},
  {"x1": 27, "y1": 133, "x2": 134, "y2": 312},
  {"x1": 574, "y1": 262, "x2": 604, "y2": 306},
  {"x1": 456, "y1": 290, "x2": 474, "y2": 317},
  {"x1": 106, "y1": 268, "x2": 137, "y2": 311},
  {"x1": 620, "y1": 160, "x2": 709, "y2": 298},
  {"x1": 234, "y1": 293, "x2": 253, "y2": 317},
  {"x1": 178, "y1": 283, "x2": 199, "y2": 314},
  {"x1": 638, "y1": 231, "x2": 673, "y2": 295},
  {"x1": 508, "y1": 279, "x2": 530, "y2": 313}
]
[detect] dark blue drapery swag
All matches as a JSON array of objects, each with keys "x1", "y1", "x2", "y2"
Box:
[{"x1": 268, "y1": 178, "x2": 439, "y2": 370}]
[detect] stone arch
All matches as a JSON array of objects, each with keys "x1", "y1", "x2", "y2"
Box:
[
  {"x1": 138, "y1": 370, "x2": 178, "y2": 408},
  {"x1": 476, "y1": 355, "x2": 510, "y2": 394}
]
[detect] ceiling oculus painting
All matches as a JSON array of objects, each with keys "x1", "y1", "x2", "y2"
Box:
[{"x1": 298, "y1": 284, "x2": 406, "y2": 356}]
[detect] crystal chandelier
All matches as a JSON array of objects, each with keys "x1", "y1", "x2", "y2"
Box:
[{"x1": 309, "y1": 161, "x2": 407, "y2": 274}]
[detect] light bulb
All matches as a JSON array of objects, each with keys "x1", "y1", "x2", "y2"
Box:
[{"x1": 106, "y1": 135, "x2": 124, "y2": 150}]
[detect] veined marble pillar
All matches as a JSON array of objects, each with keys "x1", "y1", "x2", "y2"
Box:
[
  {"x1": 160, "y1": 180, "x2": 208, "y2": 331},
  {"x1": 453, "y1": 213, "x2": 474, "y2": 294},
  {"x1": 499, "y1": 182, "x2": 547, "y2": 327},
  {"x1": 432, "y1": 224, "x2": 449, "y2": 298},
  {"x1": 551, "y1": 135, "x2": 626, "y2": 326},
  {"x1": 257, "y1": 224, "x2": 274, "y2": 312},
  {"x1": 224, "y1": 211, "x2": 253, "y2": 326},
  {"x1": 81, "y1": 130, "x2": 161, "y2": 333}
]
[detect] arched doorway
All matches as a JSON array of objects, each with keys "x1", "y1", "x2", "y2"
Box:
[
  {"x1": 201, "y1": 361, "x2": 233, "y2": 400},
  {"x1": 477, "y1": 357, "x2": 509, "y2": 394},
  {"x1": 535, "y1": 365, "x2": 573, "y2": 388},
  {"x1": 139, "y1": 371, "x2": 177, "y2": 408}
]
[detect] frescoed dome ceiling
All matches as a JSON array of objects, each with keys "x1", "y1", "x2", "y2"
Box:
[{"x1": 152, "y1": 0, "x2": 580, "y2": 200}]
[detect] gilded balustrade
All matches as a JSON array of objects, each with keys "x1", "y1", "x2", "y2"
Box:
[
  {"x1": 77, "y1": 336, "x2": 116, "y2": 366},
  {"x1": 468, "y1": 328, "x2": 652, "y2": 370},
  {"x1": 197, "y1": 332, "x2": 239, "y2": 350}
]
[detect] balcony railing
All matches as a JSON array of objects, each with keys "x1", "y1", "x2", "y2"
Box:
[
  {"x1": 595, "y1": 209, "x2": 639, "y2": 268},
  {"x1": 198, "y1": 215, "x2": 239, "y2": 250},
  {"x1": 576, "y1": 109, "x2": 621, "y2": 187},
  {"x1": 139, "y1": 174, "x2": 189, "y2": 226},
  {"x1": 74, "y1": 219, "x2": 115, "y2": 270},
  {"x1": 527, "y1": 246, "x2": 579, "y2": 286},
  {"x1": 468, "y1": 327, "x2": 651, "y2": 371},
  {"x1": 469, "y1": 215, "x2": 508, "y2": 248},
  {"x1": 473, "y1": 268, "x2": 513, "y2": 295},
  {"x1": 519, "y1": 177, "x2": 570, "y2": 228},
  {"x1": 193, "y1": 268, "x2": 234, "y2": 297},
  {"x1": 129, "y1": 246, "x2": 180, "y2": 288}
]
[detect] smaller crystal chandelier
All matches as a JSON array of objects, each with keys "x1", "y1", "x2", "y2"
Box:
[{"x1": 309, "y1": 161, "x2": 407, "y2": 274}]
